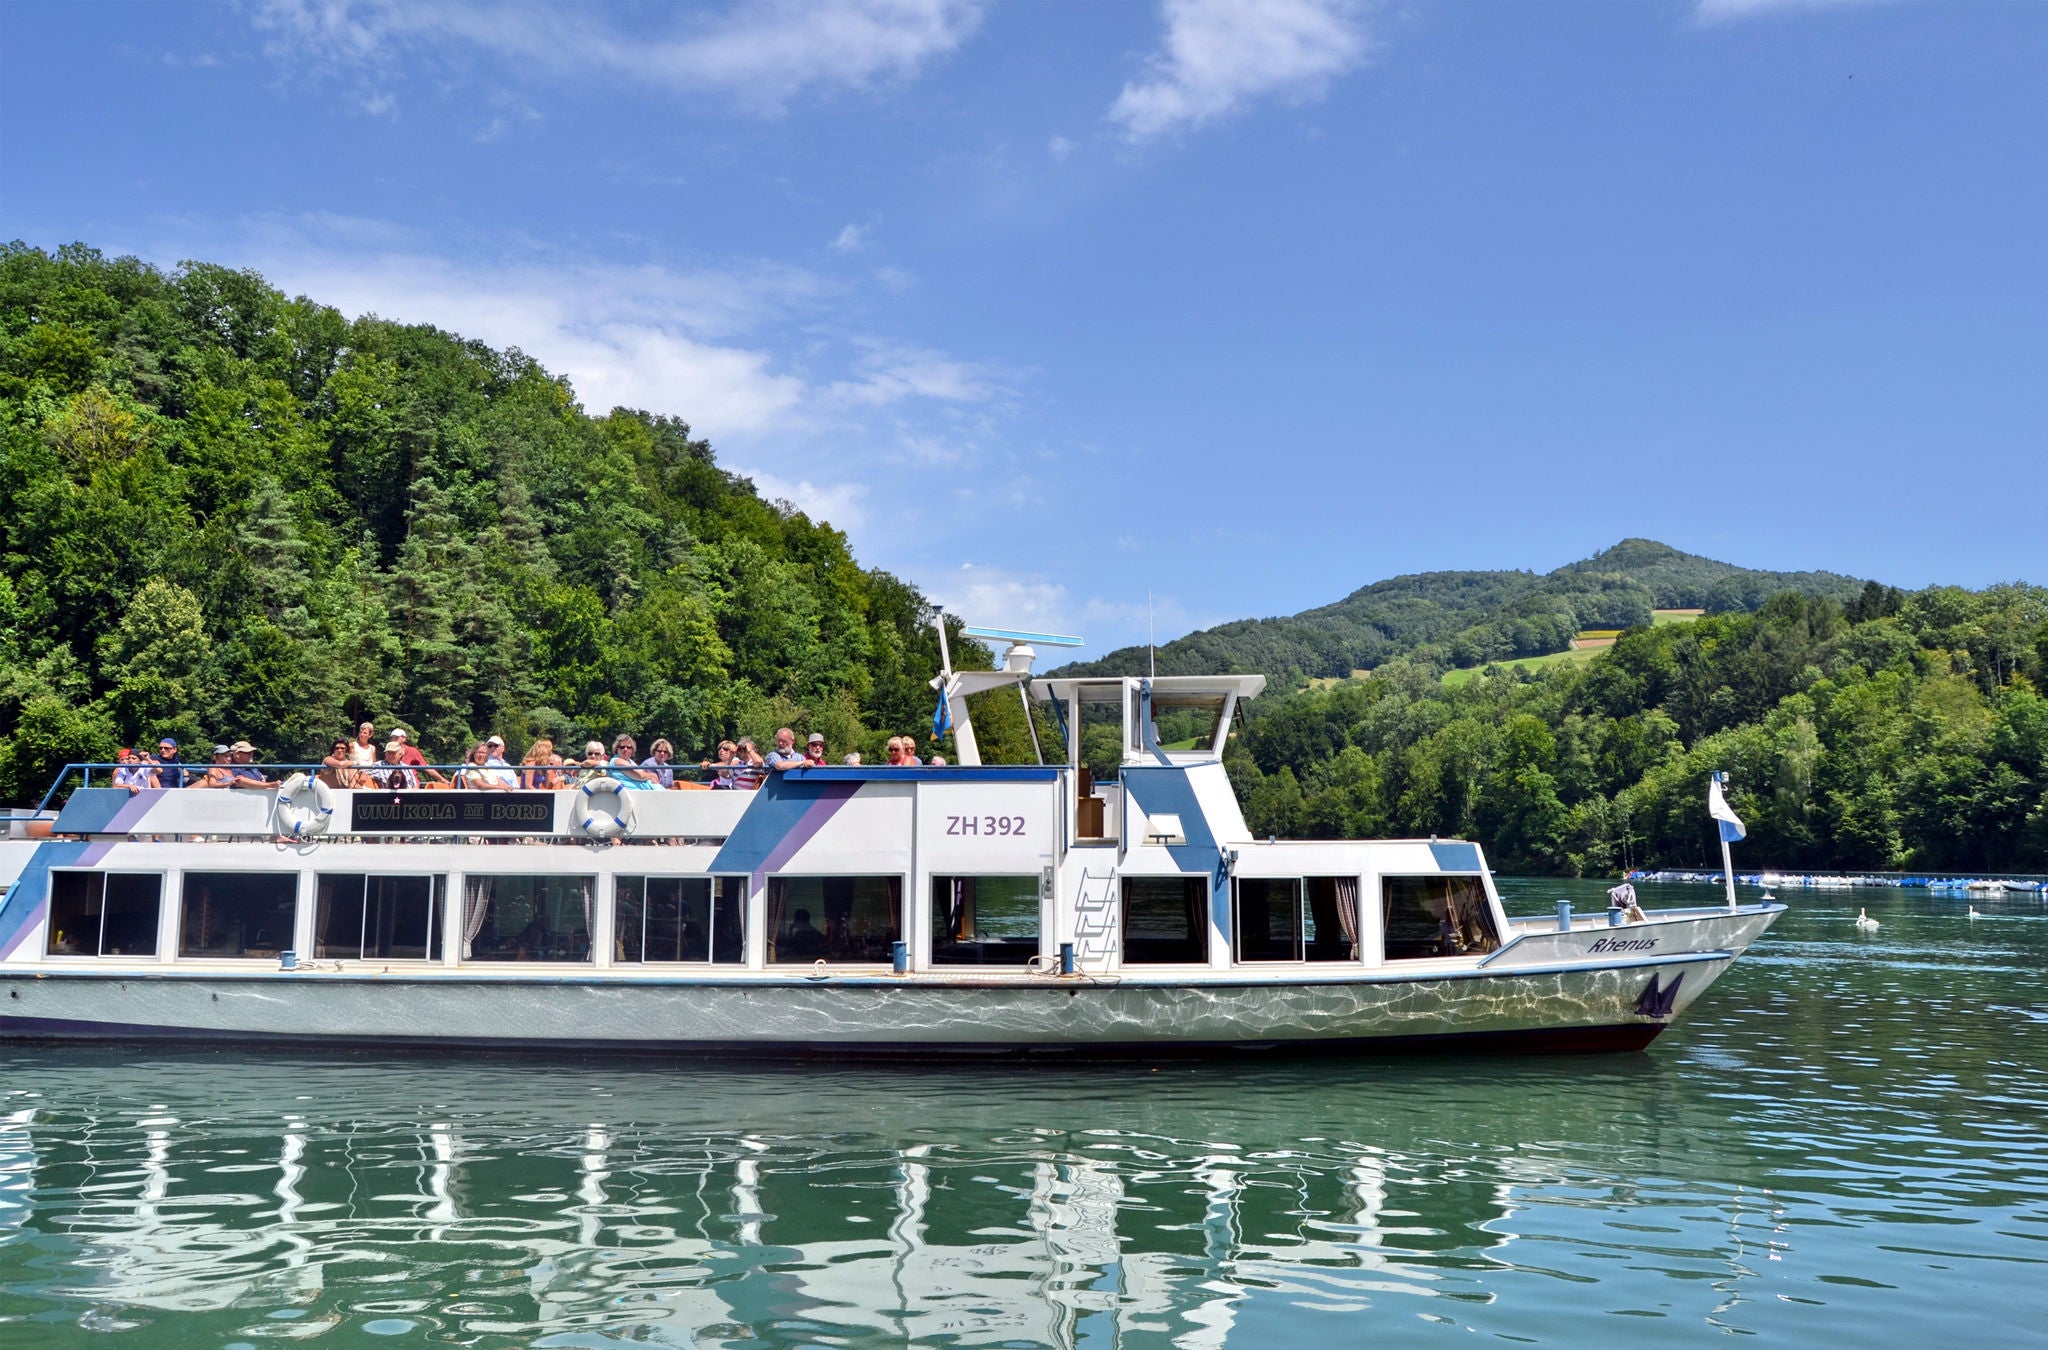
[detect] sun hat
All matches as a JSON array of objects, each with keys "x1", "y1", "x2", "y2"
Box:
[
  {"x1": 807, "y1": 732, "x2": 825, "y2": 744},
  {"x1": 229, "y1": 740, "x2": 255, "y2": 753},
  {"x1": 158, "y1": 737, "x2": 177, "y2": 749},
  {"x1": 212, "y1": 744, "x2": 231, "y2": 756},
  {"x1": 385, "y1": 739, "x2": 404, "y2": 752}
]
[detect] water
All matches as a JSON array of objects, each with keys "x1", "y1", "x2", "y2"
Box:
[{"x1": 2, "y1": 879, "x2": 2044, "y2": 1346}]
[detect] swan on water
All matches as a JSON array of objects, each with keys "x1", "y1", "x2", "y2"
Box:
[
  {"x1": 1968, "y1": 906, "x2": 1982, "y2": 920},
  {"x1": 1855, "y1": 909, "x2": 1880, "y2": 930}
]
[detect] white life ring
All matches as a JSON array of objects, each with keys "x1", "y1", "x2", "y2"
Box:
[
  {"x1": 274, "y1": 772, "x2": 335, "y2": 837},
  {"x1": 575, "y1": 776, "x2": 635, "y2": 840}
]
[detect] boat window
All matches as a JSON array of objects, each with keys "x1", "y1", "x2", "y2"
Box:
[
  {"x1": 767, "y1": 876, "x2": 900, "y2": 964},
  {"x1": 617, "y1": 876, "x2": 745, "y2": 964},
  {"x1": 47, "y1": 872, "x2": 162, "y2": 958},
  {"x1": 461, "y1": 876, "x2": 594, "y2": 962},
  {"x1": 931, "y1": 875, "x2": 1041, "y2": 966},
  {"x1": 180, "y1": 872, "x2": 298, "y2": 960},
  {"x1": 314, "y1": 875, "x2": 444, "y2": 961},
  {"x1": 1381, "y1": 875, "x2": 1500, "y2": 960},
  {"x1": 1151, "y1": 694, "x2": 1228, "y2": 753},
  {"x1": 1122, "y1": 876, "x2": 1208, "y2": 964},
  {"x1": 1233, "y1": 877, "x2": 1361, "y2": 962}
]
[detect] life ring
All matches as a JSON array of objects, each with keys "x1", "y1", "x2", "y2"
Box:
[
  {"x1": 274, "y1": 773, "x2": 335, "y2": 837},
  {"x1": 574, "y1": 776, "x2": 635, "y2": 840}
]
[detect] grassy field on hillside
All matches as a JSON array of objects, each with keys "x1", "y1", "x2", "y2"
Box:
[{"x1": 1440, "y1": 646, "x2": 1602, "y2": 687}]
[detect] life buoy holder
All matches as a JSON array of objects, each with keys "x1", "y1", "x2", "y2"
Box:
[
  {"x1": 274, "y1": 773, "x2": 335, "y2": 837},
  {"x1": 575, "y1": 776, "x2": 635, "y2": 840}
]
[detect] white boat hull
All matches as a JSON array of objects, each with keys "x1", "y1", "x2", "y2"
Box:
[{"x1": 0, "y1": 949, "x2": 1734, "y2": 1057}]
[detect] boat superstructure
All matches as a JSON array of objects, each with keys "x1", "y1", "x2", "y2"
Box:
[{"x1": 0, "y1": 639, "x2": 1781, "y2": 1055}]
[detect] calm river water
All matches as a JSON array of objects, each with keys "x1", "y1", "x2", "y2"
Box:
[{"x1": 2, "y1": 879, "x2": 2044, "y2": 1346}]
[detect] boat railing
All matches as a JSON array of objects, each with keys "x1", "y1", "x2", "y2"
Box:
[{"x1": 29, "y1": 760, "x2": 772, "y2": 815}]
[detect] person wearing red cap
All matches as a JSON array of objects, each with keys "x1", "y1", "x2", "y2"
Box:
[{"x1": 111, "y1": 747, "x2": 158, "y2": 794}]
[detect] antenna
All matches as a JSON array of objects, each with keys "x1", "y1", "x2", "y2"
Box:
[{"x1": 1148, "y1": 591, "x2": 1156, "y2": 680}]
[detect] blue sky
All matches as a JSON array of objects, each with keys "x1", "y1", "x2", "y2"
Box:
[{"x1": 3, "y1": 0, "x2": 2043, "y2": 661}]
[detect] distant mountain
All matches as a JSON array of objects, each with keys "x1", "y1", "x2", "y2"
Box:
[{"x1": 1049, "y1": 540, "x2": 1868, "y2": 680}]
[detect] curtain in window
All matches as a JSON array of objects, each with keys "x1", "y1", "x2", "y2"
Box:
[
  {"x1": 462, "y1": 876, "x2": 490, "y2": 958},
  {"x1": 579, "y1": 877, "x2": 594, "y2": 947},
  {"x1": 946, "y1": 878, "x2": 967, "y2": 939},
  {"x1": 1334, "y1": 876, "x2": 1359, "y2": 959},
  {"x1": 765, "y1": 877, "x2": 786, "y2": 962}
]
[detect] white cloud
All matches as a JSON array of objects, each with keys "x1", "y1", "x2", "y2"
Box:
[
  {"x1": 1047, "y1": 134, "x2": 1074, "y2": 160},
  {"x1": 735, "y1": 469, "x2": 870, "y2": 530},
  {"x1": 827, "y1": 338, "x2": 1003, "y2": 407},
  {"x1": 926, "y1": 565, "x2": 1206, "y2": 661},
  {"x1": 1109, "y1": 0, "x2": 1371, "y2": 143},
  {"x1": 1693, "y1": 0, "x2": 1886, "y2": 20},
  {"x1": 250, "y1": 0, "x2": 987, "y2": 113},
  {"x1": 829, "y1": 223, "x2": 870, "y2": 253}
]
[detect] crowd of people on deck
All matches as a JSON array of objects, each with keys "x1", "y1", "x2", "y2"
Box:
[{"x1": 104, "y1": 723, "x2": 948, "y2": 795}]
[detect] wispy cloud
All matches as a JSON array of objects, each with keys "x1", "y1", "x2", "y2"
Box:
[
  {"x1": 829, "y1": 223, "x2": 870, "y2": 253},
  {"x1": 1109, "y1": 0, "x2": 1372, "y2": 143},
  {"x1": 735, "y1": 468, "x2": 870, "y2": 531},
  {"x1": 250, "y1": 0, "x2": 988, "y2": 113},
  {"x1": 1692, "y1": 0, "x2": 1888, "y2": 22}
]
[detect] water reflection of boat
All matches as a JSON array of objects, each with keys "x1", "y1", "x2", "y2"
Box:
[
  {"x1": 0, "y1": 641, "x2": 1780, "y2": 1056},
  {"x1": 10, "y1": 1051, "x2": 1651, "y2": 1342}
]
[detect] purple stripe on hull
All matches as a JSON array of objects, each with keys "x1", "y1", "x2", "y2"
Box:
[{"x1": 0, "y1": 1013, "x2": 1665, "y2": 1059}]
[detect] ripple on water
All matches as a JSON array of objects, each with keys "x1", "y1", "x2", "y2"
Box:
[{"x1": 2, "y1": 883, "x2": 2046, "y2": 1344}]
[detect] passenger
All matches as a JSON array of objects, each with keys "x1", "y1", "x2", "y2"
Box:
[
  {"x1": 520, "y1": 738, "x2": 557, "y2": 790},
  {"x1": 318, "y1": 738, "x2": 360, "y2": 789},
  {"x1": 152, "y1": 737, "x2": 188, "y2": 788},
  {"x1": 369, "y1": 739, "x2": 418, "y2": 789},
  {"x1": 900, "y1": 740, "x2": 924, "y2": 767},
  {"x1": 702, "y1": 740, "x2": 738, "y2": 788},
  {"x1": 575, "y1": 740, "x2": 611, "y2": 785},
  {"x1": 803, "y1": 732, "x2": 827, "y2": 766},
  {"x1": 640, "y1": 738, "x2": 677, "y2": 789},
  {"x1": 928, "y1": 754, "x2": 947, "y2": 766},
  {"x1": 349, "y1": 721, "x2": 379, "y2": 770},
  {"x1": 111, "y1": 748, "x2": 158, "y2": 794},
  {"x1": 733, "y1": 738, "x2": 766, "y2": 790},
  {"x1": 764, "y1": 727, "x2": 806, "y2": 773},
  {"x1": 782, "y1": 907, "x2": 825, "y2": 958},
  {"x1": 455, "y1": 742, "x2": 514, "y2": 791},
  {"x1": 389, "y1": 726, "x2": 447, "y2": 784},
  {"x1": 193, "y1": 744, "x2": 235, "y2": 788},
  {"x1": 226, "y1": 741, "x2": 277, "y2": 790},
  {"x1": 484, "y1": 735, "x2": 512, "y2": 771},
  {"x1": 610, "y1": 734, "x2": 657, "y2": 788},
  {"x1": 843, "y1": 752, "x2": 862, "y2": 765},
  {"x1": 883, "y1": 736, "x2": 903, "y2": 765}
]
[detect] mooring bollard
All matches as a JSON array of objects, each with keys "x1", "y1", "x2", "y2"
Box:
[
  {"x1": 890, "y1": 941, "x2": 908, "y2": 974},
  {"x1": 1557, "y1": 900, "x2": 1573, "y2": 933},
  {"x1": 279, "y1": 950, "x2": 298, "y2": 970},
  {"x1": 1060, "y1": 942, "x2": 1076, "y2": 975}
]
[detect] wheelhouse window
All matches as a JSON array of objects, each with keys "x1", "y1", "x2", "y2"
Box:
[
  {"x1": 932, "y1": 875, "x2": 1042, "y2": 966},
  {"x1": 767, "y1": 876, "x2": 900, "y2": 964},
  {"x1": 461, "y1": 876, "x2": 593, "y2": 962},
  {"x1": 47, "y1": 872, "x2": 162, "y2": 957},
  {"x1": 181, "y1": 873, "x2": 298, "y2": 959},
  {"x1": 616, "y1": 877, "x2": 745, "y2": 964},
  {"x1": 1121, "y1": 876, "x2": 1209, "y2": 964},
  {"x1": 1381, "y1": 875, "x2": 1500, "y2": 960},
  {"x1": 315, "y1": 875, "x2": 444, "y2": 961},
  {"x1": 1233, "y1": 877, "x2": 1360, "y2": 963}
]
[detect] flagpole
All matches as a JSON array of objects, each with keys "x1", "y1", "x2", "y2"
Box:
[{"x1": 1714, "y1": 770, "x2": 1738, "y2": 913}]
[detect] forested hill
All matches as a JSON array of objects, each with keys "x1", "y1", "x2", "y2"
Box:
[
  {"x1": 0, "y1": 242, "x2": 997, "y2": 800},
  {"x1": 1051, "y1": 539, "x2": 1866, "y2": 681}
]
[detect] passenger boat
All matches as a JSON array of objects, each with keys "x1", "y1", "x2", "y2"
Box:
[{"x1": 0, "y1": 634, "x2": 1782, "y2": 1057}]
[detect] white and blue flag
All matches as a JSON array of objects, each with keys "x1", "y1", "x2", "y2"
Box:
[{"x1": 1708, "y1": 772, "x2": 1746, "y2": 843}]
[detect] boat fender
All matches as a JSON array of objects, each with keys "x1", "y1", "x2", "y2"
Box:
[
  {"x1": 273, "y1": 772, "x2": 335, "y2": 837},
  {"x1": 575, "y1": 776, "x2": 634, "y2": 840}
]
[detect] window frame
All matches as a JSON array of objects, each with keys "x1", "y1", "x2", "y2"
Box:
[
  {"x1": 313, "y1": 872, "x2": 445, "y2": 962},
  {"x1": 1378, "y1": 873, "x2": 1501, "y2": 962},
  {"x1": 1119, "y1": 875, "x2": 1210, "y2": 966},
  {"x1": 930, "y1": 873, "x2": 1045, "y2": 967},
  {"x1": 177, "y1": 870, "x2": 302, "y2": 961},
  {"x1": 1231, "y1": 876, "x2": 1364, "y2": 965},
  {"x1": 765, "y1": 874, "x2": 904, "y2": 966},
  {"x1": 459, "y1": 874, "x2": 598, "y2": 964},
  {"x1": 614, "y1": 874, "x2": 747, "y2": 965},
  {"x1": 45, "y1": 869, "x2": 164, "y2": 959}
]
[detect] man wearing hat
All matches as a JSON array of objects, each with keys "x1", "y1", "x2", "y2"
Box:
[
  {"x1": 387, "y1": 726, "x2": 447, "y2": 784},
  {"x1": 226, "y1": 740, "x2": 278, "y2": 790},
  {"x1": 803, "y1": 731, "x2": 827, "y2": 766},
  {"x1": 151, "y1": 736, "x2": 187, "y2": 788}
]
